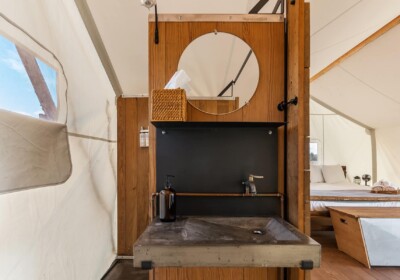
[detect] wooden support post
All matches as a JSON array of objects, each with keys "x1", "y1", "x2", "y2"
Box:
[{"x1": 16, "y1": 46, "x2": 57, "y2": 120}]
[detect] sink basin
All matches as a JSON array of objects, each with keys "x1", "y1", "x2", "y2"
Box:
[
  {"x1": 152, "y1": 217, "x2": 303, "y2": 244},
  {"x1": 133, "y1": 216, "x2": 320, "y2": 268}
]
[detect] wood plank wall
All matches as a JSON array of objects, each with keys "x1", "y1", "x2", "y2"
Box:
[
  {"x1": 148, "y1": 20, "x2": 285, "y2": 219},
  {"x1": 286, "y1": 1, "x2": 310, "y2": 279},
  {"x1": 148, "y1": 20, "x2": 285, "y2": 123},
  {"x1": 117, "y1": 97, "x2": 150, "y2": 255},
  {"x1": 152, "y1": 267, "x2": 279, "y2": 280}
]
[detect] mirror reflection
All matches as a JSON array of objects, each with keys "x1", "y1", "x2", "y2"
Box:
[{"x1": 178, "y1": 32, "x2": 259, "y2": 115}]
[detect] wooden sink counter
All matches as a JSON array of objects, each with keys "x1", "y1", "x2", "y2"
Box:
[{"x1": 133, "y1": 216, "x2": 320, "y2": 269}]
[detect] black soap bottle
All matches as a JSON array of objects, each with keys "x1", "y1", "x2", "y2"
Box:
[{"x1": 159, "y1": 175, "x2": 176, "y2": 222}]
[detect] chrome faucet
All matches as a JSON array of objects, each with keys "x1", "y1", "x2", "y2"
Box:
[{"x1": 242, "y1": 174, "x2": 264, "y2": 195}]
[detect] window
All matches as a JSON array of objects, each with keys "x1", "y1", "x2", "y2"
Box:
[
  {"x1": 310, "y1": 141, "x2": 319, "y2": 163},
  {"x1": 0, "y1": 34, "x2": 57, "y2": 120}
]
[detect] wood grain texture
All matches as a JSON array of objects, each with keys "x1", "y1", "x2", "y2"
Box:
[
  {"x1": 304, "y1": 68, "x2": 310, "y2": 236},
  {"x1": 286, "y1": 0, "x2": 306, "y2": 231},
  {"x1": 117, "y1": 97, "x2": 127, "y2": 254},
  {"x1": 286, "y1": 0, "x2": 307, "y2": 279},
  {"x1": 329, "y1": 207, "x2": 400, "y2": 219},
  {"x1": 310, "y1": 15, "x2": 400, "y2": 82},
  {"x1": 188, "y1": 99, "x2": 238, "y2": 115},
  {"x1": 149, "y1": 14, "x2": 284, "y2": 23},
  {"x1": 311, "y1": 231, "x2": 400, "y2": 280},
  {"x1": 152, "y1": 268, "x2": 278, "y2": 280},
  {"x1": 117, "y1": 97, "x2": 150, "y2": 256},
  {"x1": 149, "y1": 17, "x2": 285, "y2": 222},
  {"x1": 149, "y1": 19, "x2": 284, "y2": 123},
  {"x1": 304, "y1": 3, "x2": 310, "y2": 69},
  {"x1": 329, "y1": 210, "x2": 370, "y2": 268}
]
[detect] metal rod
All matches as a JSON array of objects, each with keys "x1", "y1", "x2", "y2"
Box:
[
  {"x1": 249, "y1": 0, "x2": 270, "y2": 14},
  {"x1": 217, "y1": 80, "x2": 234, "y2": 97},
  {"x1": 234, "y1": 50, "x2": 253, "y2": 83},
  {"x1": 154, "y1": 4, "x2": 159, "y2": 44},
  {"x1": 176, "y1": 192, "x2": 283, "y2": 197},
  {"x1": 272, "y1": 0, "x2": 282, "y2": 14},
  {"x1": 217, "y1": 49, "x2": 253, "y2": 97}
]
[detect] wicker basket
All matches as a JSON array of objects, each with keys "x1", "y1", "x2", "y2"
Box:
[{"x1": 151, "y1": 89, "x2": 187, "y2": 122}]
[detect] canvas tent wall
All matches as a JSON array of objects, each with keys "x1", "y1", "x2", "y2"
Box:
[
  {"x1": 310, "y1": 1, "x2": 400, "y2": 184},
  {"x1": 0, "y1": 0, "x2": 117, "y2": 279},
  {"x1": 309, "y1": 99, "x2": 372, "y2": 181},
  {"x1": 0, "y1": 1, "x2": 285, "y2": 279}
]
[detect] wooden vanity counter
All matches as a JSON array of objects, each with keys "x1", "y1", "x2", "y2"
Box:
[{"x1": 133, "y1": 216, "x2": 320, "y2": 269}]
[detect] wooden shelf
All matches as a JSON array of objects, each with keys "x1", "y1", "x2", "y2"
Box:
[
  {"x1": 176, "y1": 192, "x2": 283, "y2": 197},
  {"x1": 151, "y1": 121, "x2": 286, "y2": 128}
]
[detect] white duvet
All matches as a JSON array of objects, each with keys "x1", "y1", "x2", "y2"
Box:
[
  {"x1": 311, "y1": 181, "x2": 371, "y2": 191},
  {"x1": 310, "y1": 182, "x2": 400, "y2": 211}
]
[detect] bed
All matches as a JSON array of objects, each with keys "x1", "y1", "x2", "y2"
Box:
[
  {"x1": 309, "y1": 165, "x2": 400, "y2": 231},
  {"x1": 311, "y1": 181, "x2": 400, "y2": 212}
]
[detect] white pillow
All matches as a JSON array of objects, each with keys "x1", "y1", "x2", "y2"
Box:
[
  {"x1": 310, "y1": 165, "x2": 324, "y2": 183},
  {"x1": 322, "y1": 165, "x2": 346, "y2": 183}
]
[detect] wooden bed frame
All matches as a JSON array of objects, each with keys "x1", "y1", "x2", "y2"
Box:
[{"x1": 310, "y1": 166, "x2": 400, "y2": 231}]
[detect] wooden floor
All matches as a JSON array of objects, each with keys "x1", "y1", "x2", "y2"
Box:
[{"x1": 311, "y1": 231, "x2": 400, "y2": 280}]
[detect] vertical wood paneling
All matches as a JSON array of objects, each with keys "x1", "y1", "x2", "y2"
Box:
[
  {"x1": 136, "y1": 98, "x2": 150, "y2": 238},
  {"x1": 149, "y1": 22, "x2": 166, "y2": 221},
  {"x1": 148, "y1": 17, "x2": 289, "y2": 280},
  {"x1": 117, "y1": 98, "x2": 126, "y2": 254},
  {"x1": 149, "y1": 20, "x2": 284, "y2": 124},
  {"x1": 286, "y1": 1, "x2": 308, "y2": 280},
  {"x1": 152, "y1": 267, "x2": 279, "y2": 280},
  {"x1": 125, "y1": 98, "x2": 138, "y2": 254},
  {"x1": 117, "y1": 97, "x2": 149, "y2": 256},
  {"x1": 244, "y1": 267, "x2": 267, "y2": 280}
]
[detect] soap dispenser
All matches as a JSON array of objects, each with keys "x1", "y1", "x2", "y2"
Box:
[{"x1": 159, "y1": 175, "x2": 176, "y2": 222}]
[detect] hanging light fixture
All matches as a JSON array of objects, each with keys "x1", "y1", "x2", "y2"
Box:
[
  {"x1": 140, "y1": 0, "x2": 156, "y2": 9},
  {"x1": 140, "y1": 0, "x2": 159, "y2": 44}
]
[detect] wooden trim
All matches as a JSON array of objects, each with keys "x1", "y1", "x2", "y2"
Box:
[
  {"x1": 149, "y1": 14, "x2": 284, "y2": 23},
  {"x1": 175, "y1": 192, "x2": 283, "y2": 197},
  {"x1": 310, "y1": 195, "x2": 400, "y2": 202},
  {"x1": 310, "y1": 15, "x2": 400, "y2": 82},
  {"x1": 117, "y1": 97, "x2": 126, "y2": 254},
  {"x1": 117, "y1": 97, "x2": 150, "y2": 256},
  {"x1": 310, "y1": 211, "x2": 330, "y2": 217},
  {"x1": 328, "y1": 207, "x2": 400, "y2": 218}
]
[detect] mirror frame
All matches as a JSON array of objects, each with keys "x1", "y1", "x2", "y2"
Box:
[
  {"x1": 149, "y1": 14, "x2": 285, "y2": 123},
  {"x1": 178, "y1": 31, "x2": 260, "y2": 115}
]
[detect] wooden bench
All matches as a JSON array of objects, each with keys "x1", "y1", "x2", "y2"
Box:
[{"x1": 328, "y1": 207, "x2": 400, "y2": 268}]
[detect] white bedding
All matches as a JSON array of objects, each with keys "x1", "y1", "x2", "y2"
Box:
[
  {"x1": 311, "y1": 181, "x2": 370, "y2": 191},
  {"x1": 310, "y1": 182, "x2": 400, "y2": 212}
]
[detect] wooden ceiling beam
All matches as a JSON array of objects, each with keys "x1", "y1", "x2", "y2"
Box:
[
  {"x1": 16, "y1": 46, "x2": 57, "y2": 120},
  {"x1": 310, "y1": 15, "x2": 400, "y2": 83}
]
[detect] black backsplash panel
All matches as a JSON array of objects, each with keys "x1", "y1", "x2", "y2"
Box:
[
  {"x1": 175, "y1": 196, "x2": 281, "y2": 217},
  {"x1": 156, "y1": 125, "x2": 279, "y2": 216}
]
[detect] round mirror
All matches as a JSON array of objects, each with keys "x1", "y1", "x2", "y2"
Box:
[{"x1": 178, "y1": 32, "x2": 259, "y2": 115}]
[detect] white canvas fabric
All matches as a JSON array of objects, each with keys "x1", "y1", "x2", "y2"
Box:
[
  {"x1": 322, "y1": 165, "x2": 346, "y2": 184},
  {"x1": 0, "y1": 110, "x2": 72, "y2": 193},
  {"x1": 310, "y1": 165, "x2": 324, "y2": 183},
  {"x1": 310, "y1": 100, "x2": 372, "y2": 180},
  {"x1": 0, "y1": 0, "x2": 117, "y2": 279}
]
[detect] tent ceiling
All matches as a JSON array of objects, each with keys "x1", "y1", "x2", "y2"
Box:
[
  {"x1": 311, "y1": 21, "x2": 400, "y2": 129},
  {"x1": 86, "y1": 0, "x2": 278, "y2": 96},
  {"x1": 84, "y1": 1, "x2": 400, "y2": 129},
  {"x1": 310, "y1": 0, "x2": 400, "y2": 77}
]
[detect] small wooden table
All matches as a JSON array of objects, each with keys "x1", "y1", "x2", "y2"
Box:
[{"x1": 328, "y1": 207, "x2": 400, "y2": 268}]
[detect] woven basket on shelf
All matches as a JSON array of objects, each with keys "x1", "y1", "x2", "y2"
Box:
[{"x1": 151, "y1": 89, "x2": 187, "y2": 122}]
